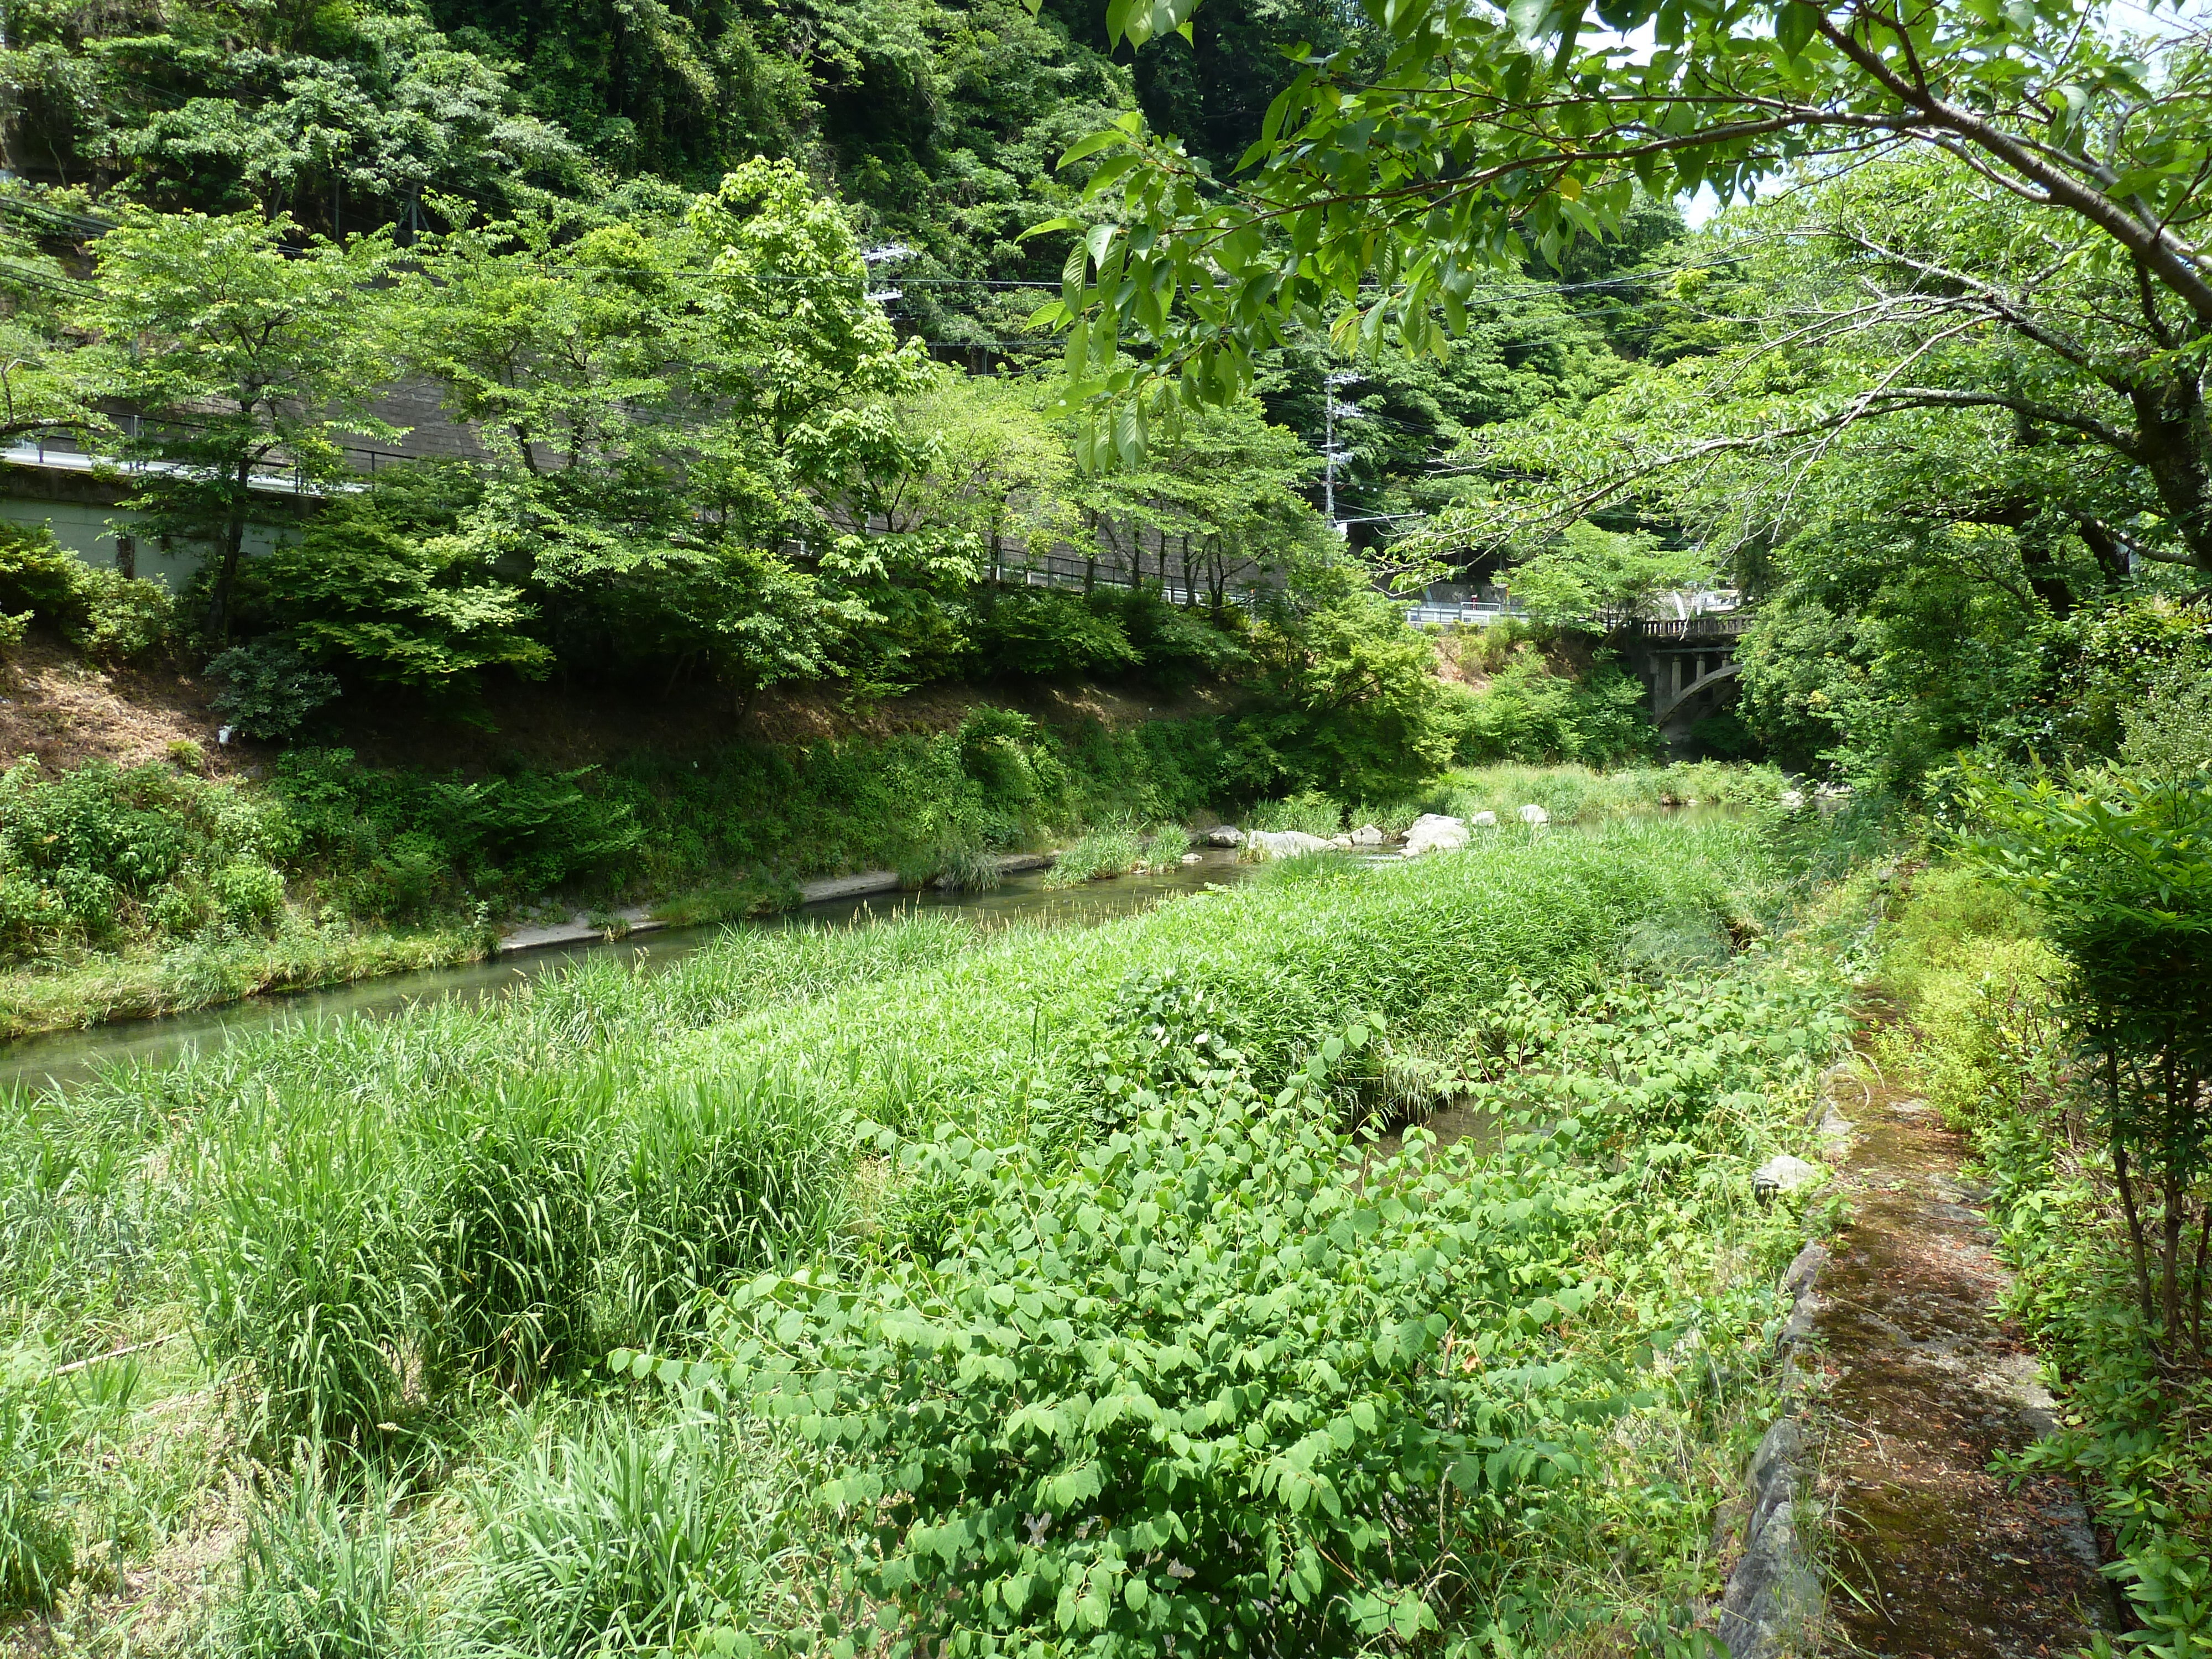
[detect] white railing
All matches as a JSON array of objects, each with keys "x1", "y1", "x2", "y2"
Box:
[{"x1": 1404, "y1": 600, "x2": 1527, "y2": 627}]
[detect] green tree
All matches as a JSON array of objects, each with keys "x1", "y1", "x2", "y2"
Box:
[
  {"x1": 1970, "y1": 768, "x2": 2212, "y2": 1358},
  {"x1": 1507, "y1": 521, "x2": 1709, "y2": 627},
  {"x1": 18, "y1": 5, "x2": 588, "y2": 231},
  {"x1": 87, "y1": 211, "x2": 400, "y2": 639},
  {"x1": 241, "y1": 472, "x2": 552, "y2": 698},
  {"x1": 1051, "y1": 0, "x2": 2212, "y2": 577}
]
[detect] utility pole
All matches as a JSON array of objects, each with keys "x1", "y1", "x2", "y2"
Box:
[{"x1": 1323, "y1": 369, "x2": 1362, "y2": 533}]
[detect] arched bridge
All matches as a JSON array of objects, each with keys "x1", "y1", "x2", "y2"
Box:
[{"x1": 1617, "y1": 615, "x2": 1752, "y2": 750}]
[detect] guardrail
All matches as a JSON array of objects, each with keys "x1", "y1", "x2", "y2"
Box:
[
  {"x1": 1405, "y1": 601, "x2": 1527, "y2": 627},
  {"x1": 0, "y1": 434, "x2": 408, "y2": 495},
  {"x1": 1627, "y1": 613, "x2": 1754, "y2": 640}
]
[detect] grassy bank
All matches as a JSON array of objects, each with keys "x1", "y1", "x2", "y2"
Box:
[
  {"x1": 0, "y1": 733, "x2": 1784, "y2": 1040},
  {"x1": 0, "y1": 804, "x2": 1866, "y2": 1655}
]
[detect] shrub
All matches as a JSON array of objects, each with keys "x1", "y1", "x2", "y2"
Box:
[
  {"x1": 0, "y1": 757, "x2": 296, "y2": 957},
  {"x1": 971, "y1": 587, "x2": 1139, "y2": 680},
  {"x1": 273, "y1": 749, "x2": 641, "y2": 915},
  {"x1": 244, "y1": 503, "x2": 550, "y2": 696},
  {"x1": 1454, "y1": 651, "x2": 1662, "y2": 767},
  {"x1": 1092, "y1": 585, "x2": 1248, "y2": 681},
  {"x1": 644, "y1": 955, "x2": 1848, "y2": 1659},
  {"x1": 212, "y1": 860, "x2": 286, "y2": 931},
  {"x1": 207, "y1": 640, "x2": 342, "y2": 740},
  {"x1": 1966, "y1": 767, "x2": 2212, "y2": 1353},
  {"x1": 2122, "y1": 662, "x2": 2212, "y2": 776},
  {"x1": 0, "y1": 524, "x2": 171, "y2": 662}
]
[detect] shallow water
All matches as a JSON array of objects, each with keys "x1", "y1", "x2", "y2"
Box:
[{"x1": 0, "y1": 850, "x2": 1255, "y2": 1096}]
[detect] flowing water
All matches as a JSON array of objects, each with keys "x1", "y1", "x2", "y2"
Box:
[{"x1": 0, "y1": 851, "x2": 1256, "y2": 1095}]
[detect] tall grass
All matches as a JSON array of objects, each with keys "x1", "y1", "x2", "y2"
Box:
[
  {"x1": 0, "y1": 797, "x2": 1799, "y2": 1632},
  {"x1": 469, "y1": 1415, "x2": 785, "y2": 1658},
  {"x1": 215, "y1": 1462, "x2": 411, "y2": 1659}
]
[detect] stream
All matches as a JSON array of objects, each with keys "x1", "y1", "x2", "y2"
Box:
[{"x1": 0, "y1": 849, "x2": 1256, "y2": 1097}]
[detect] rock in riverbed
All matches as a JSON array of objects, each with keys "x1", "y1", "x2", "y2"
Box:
[
  {"x1": 1400, "y1": 814, "x2": 1471, "y2": 857},
  {"x1": 1247, "y1": 828, "x2": 1336, "y2": 859},
  {"x1": 1519, "y1": 802, "x2": 1550, "y2": 826},
  {"x1": 1206, "y1": 825, "x2": 1244, "y2": 847},
  {"x1": 1471, "y1": 810, "x2": 1498, "y2": 828},
  {"x1": 1349, "y1": 824, "x2": 1384, "y2": 846}
]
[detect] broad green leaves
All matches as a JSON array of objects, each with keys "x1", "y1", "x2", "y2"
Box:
[{"x1": 618, "y1": 950, "x2": 1855, "y2": 1656}]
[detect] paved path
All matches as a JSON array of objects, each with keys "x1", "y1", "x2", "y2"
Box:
[{"x1": 1812, "y1": 1057, "x2": 2111, "y2": 1656}]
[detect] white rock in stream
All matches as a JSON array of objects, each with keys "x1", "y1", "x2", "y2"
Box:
[
  {"x1": 1349, "y1": 824, "x2": 1385, "y2": 846},
  {"x1": 1206, "y1": 825, "x2": 1244, "y2": 847},
  {"x1": 1519, "y1": 802, "x2": 1550, "y2": 827},
  {"x1": 1471, "y1": 810, "x2": 1498, "y2": 828},
  {"x1": 1180, "y1": 852, "x2": 1203, "y2": 865},
  {"x1": 1246, "y1": 828, "x2": 1336, "y2": 859},
  {"x1": 1400, "y1": 813, "x2": 1472, "y2": 857},
  {"x1": 1753, "y1": 1154, "x2": 1828, "y2": 1202}
]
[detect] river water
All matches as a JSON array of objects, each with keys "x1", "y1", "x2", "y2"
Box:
[{"x1": 0, "y1": 851, "x2": 1257, "y2": 1097}]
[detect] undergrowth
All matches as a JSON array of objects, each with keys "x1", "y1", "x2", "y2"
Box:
[{"x1": 0, "y1": 807, "x2": 1863, "y2": 1655}]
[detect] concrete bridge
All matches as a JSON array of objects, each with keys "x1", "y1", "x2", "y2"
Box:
[{"x1": 1617, "y1": 614, "x2": 1752, "y2": 750}]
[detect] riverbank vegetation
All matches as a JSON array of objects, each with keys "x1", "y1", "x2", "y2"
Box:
[
  {"x1": 0, "y1": 807, "x2": 1864, "y2": 1653},
  {"x1": 1865, "y1": 769, "x2": 2212, "y2": 1650}
]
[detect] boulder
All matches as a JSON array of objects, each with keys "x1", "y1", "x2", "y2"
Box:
[
  {"x1": 1329, "y1": 834, "x2": 1355, "y2": 850},
  {"x1": 1752, "y1": 1155, "x2": 1827, "y2": 1202},
  {"x1": 1400, "y1": 813, "x2": 1471, "y2": 858},
  {"x1": 1470, "y1": 810, "x2": 1498, "y2": 828},
  {"x1": 1247, "y1": 828, "x2": 1335, "y2": 859},
  {"x1": 1349, "y1": 824, "x2": 1385, "y2": 846},
  {"x1": 1206, "y1": 825, "x2": 1244, "y2": 847},
  {"x1": 1778, "y1": 789, "x2": 1807, "y2": 812},
  {"x1": 1518, "y1": 802, "x2": 1550, "y2": 827},
  {"x1": 1180, "y1": 852, "x2": 1203, "y2": 865}
]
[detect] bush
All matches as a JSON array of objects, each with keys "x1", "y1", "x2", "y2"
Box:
[
  {"x1": 243, "y1": 499, "x2": 550, "y2": 696},
  {"x1": 208, "y1": 640, "x2": 343, "y2": 740},
  {"x1": 212, "y1": 860, "x2": 286, "y2": 931},
  {"x1": 274, "y1": 749, "x2": 641, "y2": 917},
  {"x1": 0, "y1": 523, "x2": 171, "y2": 662},
  {"x1": 644, "y1": 945, "x2": 1851, "y2": 1658},
  {"x1": 1454, "y1": 651, "x2": 1663, "y2": 766},
  {"x1": 0, "y1": 757, "x2": 296, "y2": 958},
  {"x1": 971, "y1": 587, "x2": 1140, "y2": 680}
]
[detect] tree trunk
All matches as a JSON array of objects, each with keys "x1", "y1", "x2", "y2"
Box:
[
  {"x1": 208, "y1": 462, "x2": 253, "y2": 643},
  {"x1": 2128, "y1": 375, "x2": 2212, "y2": 569},
  {"x1": 2077, "y1": 519, "x2": 2135, "y2": 589}
]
